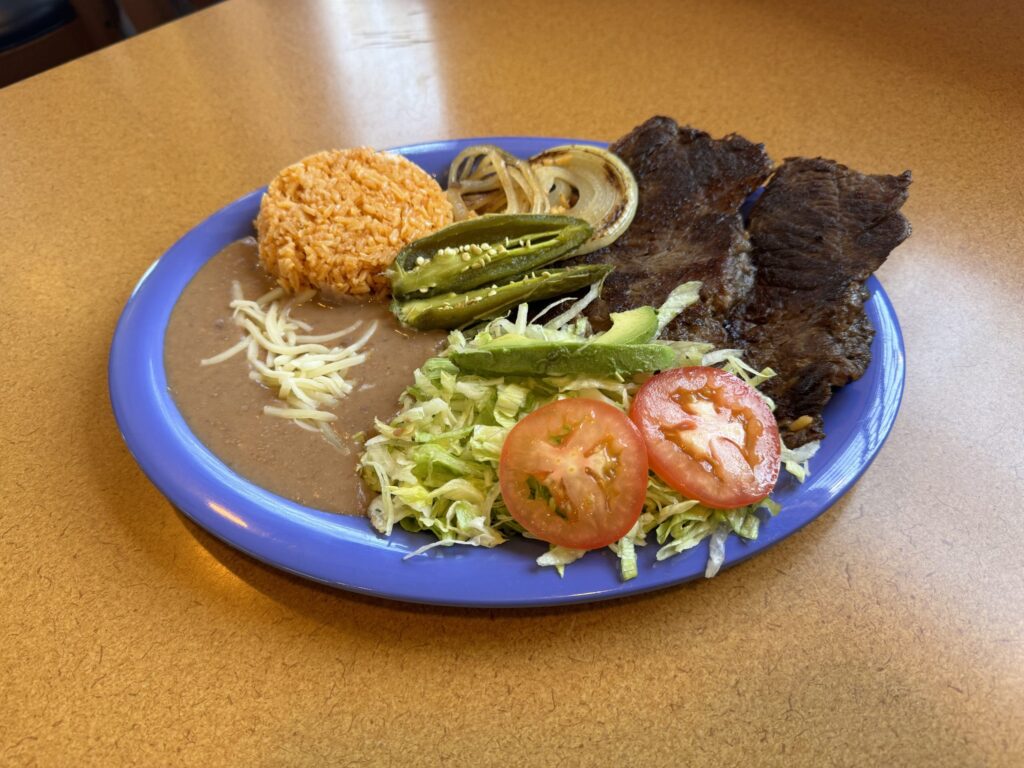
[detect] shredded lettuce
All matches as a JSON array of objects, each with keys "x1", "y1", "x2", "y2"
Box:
[
  {"x1": 704, "y1": 525, "x2": 730, "y2": 578},
  {"x1": 655, "y1": 281, "x2": 702, "y2": 334},
  {"x1": 535, "y1": 546, "x2": 587, "y2": 577},
  {"x1": 701, "y1": 348, "x2": 777, "y2": 403},
  {"x1": 780, "y1": 440, "x2": 820, "y2": 482},
  {"x1": 359, "y1": 283, "x2": 813, "y2": 581}
]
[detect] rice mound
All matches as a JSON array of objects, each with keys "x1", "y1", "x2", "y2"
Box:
[{"x1": 256, "y1": 148, "x2": 452, "y2": 299}]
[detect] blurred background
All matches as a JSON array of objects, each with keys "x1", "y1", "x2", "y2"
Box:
[{"x1": 0, "y1": 0, "x2": 221, "y2": 87}]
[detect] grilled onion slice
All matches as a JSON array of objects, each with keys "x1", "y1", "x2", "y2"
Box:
[
  {"x1": 529, "y1": 145, "x2": 638, "y2": 255},
  {"x1": 446, "y1": 144, "x2": 639, "y2": 254},
  {"x1": 446, "y1": 145, "x2": 549, "y2": 219}
]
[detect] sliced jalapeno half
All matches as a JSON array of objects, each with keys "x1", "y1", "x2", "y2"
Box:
[
  {"x1": 392, "y1": 264, "x2": 611, "y2": 330},
  {"x1": 388, "y1": 214, "x2": 592, "y2": 300}
]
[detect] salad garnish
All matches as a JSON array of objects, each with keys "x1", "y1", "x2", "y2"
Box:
[{"x1": 359, "y1": 288, "x2": 817, "y2": 580}]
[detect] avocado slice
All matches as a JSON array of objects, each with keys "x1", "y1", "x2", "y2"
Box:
[
  {"x1": 454, "y1": 304, "x2": 671, "y2": 376},
  {"x1": 593, "y1": 306, "x2": 659, "y2": 345},
  {"x1": 448, "y1": 342, "x2": 676, "y2": 377}
]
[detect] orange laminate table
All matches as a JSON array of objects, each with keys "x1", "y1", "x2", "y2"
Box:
[{"x1": 1, "y1": 1, "x2": 1022, "y2": 765}]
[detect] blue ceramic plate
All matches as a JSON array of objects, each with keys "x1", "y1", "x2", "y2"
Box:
[{"x1": 109, "y1": 137, "x2": 905, "y2": 608}]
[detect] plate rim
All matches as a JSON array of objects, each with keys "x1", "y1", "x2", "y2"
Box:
[{"x1": 108, "y1": 136, "x2": 907, "y2": 608}]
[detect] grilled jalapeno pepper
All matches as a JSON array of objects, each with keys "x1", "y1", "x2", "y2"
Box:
[
  {"x1": 392, "y1": 264, "x2": 611, "y2": 330},
  {"x1": 388, "y1": 214, "x2": 593, "y2": 300}
]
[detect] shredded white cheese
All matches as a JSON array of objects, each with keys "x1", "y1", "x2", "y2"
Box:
[{"x1": 201, "y1": 281, "x2": 377, "y2": 448}]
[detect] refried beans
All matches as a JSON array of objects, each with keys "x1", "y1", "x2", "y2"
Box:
[{"x1": 164, "y1": 238, "x2": 444, "y2": 515}]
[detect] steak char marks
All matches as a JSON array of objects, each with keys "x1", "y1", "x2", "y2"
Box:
[
  {"x1": 579, "y1": 117, "x2": 912, "y2": 448},
  {"x1": 571, "y1": 116, "x2": 772, "y2": 345},
  {"x1": 736, "y1": 158, "x2": 912, "y2": 445}
]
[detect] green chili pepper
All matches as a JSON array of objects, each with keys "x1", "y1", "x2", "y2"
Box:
[
  {"x1": 391, "y1": 264, "x2": 611, "y2": 330},
  {"x1": 388, "y1": 214, "x2": 593, "y2": 300}
]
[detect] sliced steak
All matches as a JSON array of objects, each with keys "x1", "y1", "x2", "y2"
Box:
[
  {"x1": 735, "y1": 157, "x2": 912, "y2": 446},
  {"x1": 563, "y1": 117, "x2": 911, "y2": 449},
  {"x1": 571, "y1": 116, "x2": 772, "y2": 345}
]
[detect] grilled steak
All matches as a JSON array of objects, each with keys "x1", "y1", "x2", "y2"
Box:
[
  {"x1": 571, "y1": 116, "x2": 772, "y2": 345},
  {"x1": 573, "y1": 117, "x2": 912, "y2": 448},
  {"x1": 735, "y1": 157, "x2": 912, "y2": 446}
]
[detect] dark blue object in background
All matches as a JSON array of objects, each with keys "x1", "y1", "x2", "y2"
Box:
[{"x1": 0, "y1": 0, "x2": 75, "y2": 51}]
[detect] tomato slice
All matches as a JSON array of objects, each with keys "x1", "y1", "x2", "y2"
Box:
[
  {"x1": 630, "y1": 367, "x2": 781, "y2": 509},
  {"x1": 499, "y1": 398, "x2": 649, "y2": 550}
]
